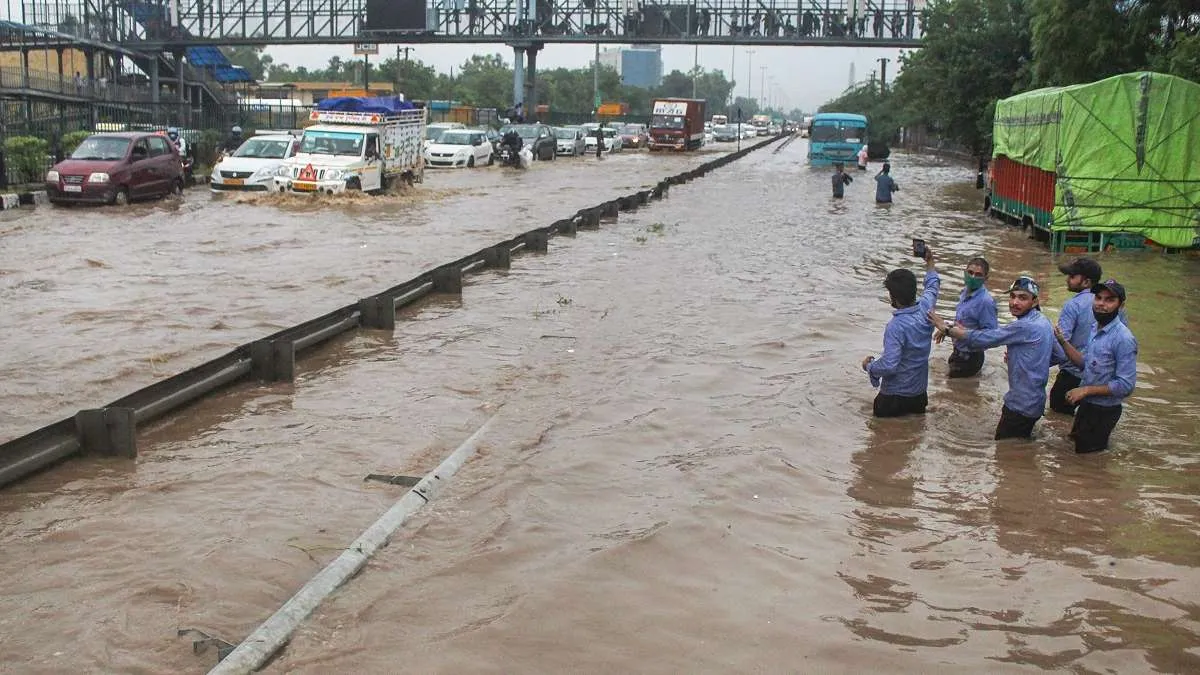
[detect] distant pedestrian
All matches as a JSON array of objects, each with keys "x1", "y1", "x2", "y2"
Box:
[
  {"x1": 74, "y1": 71, "x2": 83, "y2": 95},
  {"x1": 594, "y1": 123, "x2": 604, "y2": 158},
  {"x1": 874, "y1": 162, "x2": 899, "y2": 203},
  {"x1": 857, "y1": 144, "x2": 868, "y2": 170},
  {"x1": 1049, "y1": 256, "x2": 1101, "y2": 415},
  {"x1": 831, "y1": 162, "x2": 852, "y2": 198},
  {"x1": 1054, "y1": 279, "x2": 1137, "y2": 454},
  {"x1": 861, "y1": 244, "x2": 941, "y2": 417},
  {"x1": 930, "y1": 276, "x2": 1066, "y2": 440}
]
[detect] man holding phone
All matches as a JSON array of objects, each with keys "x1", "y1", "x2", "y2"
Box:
[{"x1": 861, "y1": 242, "x2": 940, "y2": 417}]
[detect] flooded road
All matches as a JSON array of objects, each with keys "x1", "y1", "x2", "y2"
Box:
[{"x1": 2, "y1": 139, "x2": 1199, "y2": 673}]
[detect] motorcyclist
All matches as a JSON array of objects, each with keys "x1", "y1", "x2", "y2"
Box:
[
  {"x1": 222, "y1": 125, "x2": 244, "y2": 154},
  {"x1": 166, "y1": 127, "x2": 188, "y2": 157},
  {"x1": 501, "y1": 129, "x2": 523, "y2": 165}
]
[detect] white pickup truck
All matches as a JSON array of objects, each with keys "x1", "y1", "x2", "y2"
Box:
[{"x1": 274, "y1": 98, "x2": 426, "y2": 193}]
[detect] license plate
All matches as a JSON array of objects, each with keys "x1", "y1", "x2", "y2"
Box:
[
  {"x1": 225, "y1": 178, "x2": 244, "y2": 186},
  {"x1": 64, "y1": 185, "x2": 82, "y2": 192},
  {"x1": 292, "y1": 181, "x2": 316, "y2": 192}
]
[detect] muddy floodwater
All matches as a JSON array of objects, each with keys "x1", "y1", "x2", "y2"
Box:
[{"x1": 1, "y1": 139, "x2": 1199, "y2": 673}]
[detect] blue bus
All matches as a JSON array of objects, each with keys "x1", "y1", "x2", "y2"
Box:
[{"x1": 807, "y1": 113, "x2": 869, "y2": 166}]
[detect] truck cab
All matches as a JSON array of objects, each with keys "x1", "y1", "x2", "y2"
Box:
[{"x1": 274, "y1": 97, "x2": 426, "y2": 194}]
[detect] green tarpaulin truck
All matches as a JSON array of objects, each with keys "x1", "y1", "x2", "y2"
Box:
[{"x1": 987, "y1": 71, "x2": 1200, "y2": 252}]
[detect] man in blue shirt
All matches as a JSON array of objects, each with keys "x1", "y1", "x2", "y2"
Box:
[
  {"x1": 1054, "y1": 279, "x2": 1137, "y2": 454},
  {"x1": 930, "y1": 276, "x2": 1065, "y2": 439},
  {"x1": 938, "y1": 256, "x2": 998, "y2": 378},
  {"x1": 861, "y1": 246, "x2": 940, "y2": 417},
  {"x1": 874, "y1": 162, "x2": 899, "y2": 203},
  {"x1": 1049, "y1": 257, "x2": 1102, "y2": 415}
]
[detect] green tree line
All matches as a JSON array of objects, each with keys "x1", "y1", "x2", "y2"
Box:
[
  {"x1": 818, "y1": 0, "x2": 1200, "y2": 155},
  {"x1": 225, "y1": 47, "x2": 800, "y2": 119}
]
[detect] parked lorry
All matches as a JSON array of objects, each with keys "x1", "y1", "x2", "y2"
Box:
[
  {"x1": 273, "y1": 96, "x2": 426, "y2": 194},
  {"x1": 987, "y1": 71, "x2": 1200, "y2": 252},
  {"x1": 648, "y1": 98, "x2": 706, "y2": 151}
]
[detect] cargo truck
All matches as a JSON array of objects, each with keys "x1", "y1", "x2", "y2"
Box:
[
  {"x1": 273, "y1": 96, "x2": 426, "y2": 194},
  {"x1": 648, "y1": 98, "x2": 706, "y2": 151}
]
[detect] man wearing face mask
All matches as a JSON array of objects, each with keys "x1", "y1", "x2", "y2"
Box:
[
  {"x1": 1049, "y1": 257, "x2": 1102, "y2": 415},
  {"x1": 937, "y1": 257, "x2": 998, "y2": 378},
  {"x1": 1054, "y1": 280, "x2": 1137, "y2": 453},
  {"x1": 930, "y1": 276, "x2": 1065, "y2": 440},
  {"x1": 860, "y1": 246, "x2": 940, "y2": 417}
]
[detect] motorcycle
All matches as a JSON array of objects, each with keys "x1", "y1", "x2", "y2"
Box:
[
  {"x1": 496, "y1": 143, "x2": 524, "y2": 169},
  {"x1": 181, "y1": 151, "x2": 196, "y2": 187}
]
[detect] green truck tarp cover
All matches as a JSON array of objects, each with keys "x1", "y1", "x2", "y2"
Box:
[{"x1": 993, "y1": 72, "x2": 1200, "y2": 248}]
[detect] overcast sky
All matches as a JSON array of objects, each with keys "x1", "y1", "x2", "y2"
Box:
[{"x1": 267, "y1": 43, "x2": 906, "y2": 113}]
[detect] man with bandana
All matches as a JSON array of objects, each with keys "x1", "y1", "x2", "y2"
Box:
[
  {"x1": 1053, "y1": 279, "x2": 1137, "y2": 453},
  {"x1": 937, "y1": 256, "x2": 998, "y2": 378},
  {"x1": 930, "y1": 276, "x2": 1065, "y2": 440},
  {"x1": 860, "y1": 245, "x2": 941, "y2": 417},
  {"x1": 1049, "y1": 257, "x2": 1102, "y2": 415}
]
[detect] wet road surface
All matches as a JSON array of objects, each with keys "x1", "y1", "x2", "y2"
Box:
[{"x1": 1, "y1": 139, "x2": 1199, "y2": 673}]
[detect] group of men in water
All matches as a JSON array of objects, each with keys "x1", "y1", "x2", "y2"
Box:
[
  {"x1": 831, "y1": 159, "x2": 899, "y2": 204},
  {"x1": 861, "y1": 247, "x2": 1138, "y2": 455}
]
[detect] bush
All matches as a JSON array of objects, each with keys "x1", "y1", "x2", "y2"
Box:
[
  {"x1": 61, "y1": 130, "x2": 92, "y2": 156},
  {"x1": 3, "y1": 136, "x2": 50, "y2": 184}
]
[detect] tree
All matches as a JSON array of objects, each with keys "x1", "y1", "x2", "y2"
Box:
[
  {"x1": 378, "y1": 57, "x2": 440, "y2": 100},
  {"x1": 221, "y1": 46, "x2": 273, "y2": 80},
  {"x1": 1029, "y1": 0, "x2": 1142, "y2": 86},
  {"x1": 888, "y1": 0, "x2": 1033, "y2": 154},
  {"x1": 453, "y1": 54, "x2": 513, "y2": 108}
]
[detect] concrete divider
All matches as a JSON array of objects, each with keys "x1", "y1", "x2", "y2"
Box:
[{"x1": 0, "y1": 137, "x2": 783, "y2": 490}]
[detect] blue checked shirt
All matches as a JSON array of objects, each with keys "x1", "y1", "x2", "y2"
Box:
[
  {"x1": 1079, "y1": 319, "x2": 1138, "y2": 407},
  {"x1": 867, "y1": 269, "x2": 941, "y2": 396},
  {"x1": 953, "y1": 287, "x2": 999, "y2": 355},
  {"x1": 959, "y1": 308, "x2": 1066, "y2": 418},
  {"x1": 1057, "y1": 289, "x2": 1095, "y2": 377}
]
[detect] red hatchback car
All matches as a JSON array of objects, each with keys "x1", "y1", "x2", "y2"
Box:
[{"x1": 46, "y1": 131, "x2": 184, "y2": 206}]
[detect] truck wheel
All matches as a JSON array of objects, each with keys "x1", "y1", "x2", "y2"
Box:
[{"x1": 347, "y1": 178, "x2": 362, "y2": 191}]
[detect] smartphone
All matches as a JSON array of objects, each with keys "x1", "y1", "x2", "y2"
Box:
[{"x1": 912, "y1": 238, "x2": 927, "y2": 257}]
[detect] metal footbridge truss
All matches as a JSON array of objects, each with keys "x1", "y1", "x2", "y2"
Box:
[{"x1": 18, "y1": 0, "x2": 925, "y2": 49}]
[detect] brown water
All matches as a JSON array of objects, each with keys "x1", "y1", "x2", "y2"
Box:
[{"x1": 1, "y1": 141, "x2": 1198, "y2": 673}]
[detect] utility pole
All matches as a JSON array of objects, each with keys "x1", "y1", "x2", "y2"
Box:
[
  {"x1": 396, "y1": 46, "x2": 412, "y2": 61},
  {"x1": 745, "y1": 48, "x2": 755, "y2": 102},
  {"x1": 593, "y1": 41, "x2": 600, "y2": 115},
  {"x1": 692, "y1": 44, "x2": 698, "y2": 99},
  {"x1": 759, "y1": 65, "x2": 766, "y2": 109},
  {"x1": 877, "y1": 57, "x2": 889, "y2": 96}
]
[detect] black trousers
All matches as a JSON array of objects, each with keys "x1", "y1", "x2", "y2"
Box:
[
  {"x1": 1049, "y1": 370, "x2": 1082, "y2": 415},
  {"x1": 873, "y1": 392, "x2": 928, "y2": 418},
  {"x1": 947, "y1": 350, "x2": 984, "y2": 378},
  {"x1": 995, "y1": 405, "x2": 1039, "y2": 439},
  {"x1": 1071, "y1": 402, "x2": 1122, "y2": 453}
]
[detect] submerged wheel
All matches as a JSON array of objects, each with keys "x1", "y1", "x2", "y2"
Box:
[
  {"x1": 468, "y1": 155, "x2": 475, "y2": 168},
  {"x1": 111, "y1": 187, "x2": 129, "y2": 206}
]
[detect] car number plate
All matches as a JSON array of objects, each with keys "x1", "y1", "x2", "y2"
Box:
[
  {"x1": 64, "y1": 185, "x2": 82, "y2": 192},
  {"x1": 292, "y1": 181, "x2": 316, "y2": 192},
  {"x1": 225, "y1": 178, "x2": 244, "y2": 186}
]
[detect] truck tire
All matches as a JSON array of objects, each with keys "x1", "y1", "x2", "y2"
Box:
[{"x1": 347, "y1": 178, "x2": 362, "y2": 192}]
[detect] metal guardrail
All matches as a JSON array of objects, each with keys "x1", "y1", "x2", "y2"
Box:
[
  {"x1": 0, "y1": 65, "x2": 203, "y2": 104},
  {"x1": 0, "y1": 137, "x2": 782, "y2": 489}
]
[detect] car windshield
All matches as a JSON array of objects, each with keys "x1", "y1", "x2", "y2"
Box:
[
  {"x1": 554, "y1": 128, "x2": 577, "y2": 140},
  {"x1": 234, "y1": 139, "x2": 292, "y2": 159},
  {"x1": 426, "y1": 127, "x2": 452, "y2": 141},
  {"x1": 651, "y1": 115, "x2": 685, "y2": 130},
  {"x1": 299, "y1": 130, "x2": 363, "y2": 156},
  {"x1": 811, "y1": 124, "x2": 866, "y2": 143},
  {"x1": 70, "y1": 137, "x2": 130, "y2": 161},
  {"x1": 622, "y1": 125, "x2": 645, "y2": 134},
  {"x1": 437, "y1": 131, "x2": 473, "y2": 145},
  {"x1": 503, "y1": 125, "x2": 540, "y2": 139}
]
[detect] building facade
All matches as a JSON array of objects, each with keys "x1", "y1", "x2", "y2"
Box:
[{"x1": 599, "y1": 45, "x2": 663, "y2": 89}]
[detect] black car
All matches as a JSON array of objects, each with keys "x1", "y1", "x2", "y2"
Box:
[{"x1": 498, "y1": 123, "x2": 557, "y2": 161}]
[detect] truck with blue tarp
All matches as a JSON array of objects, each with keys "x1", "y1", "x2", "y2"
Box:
[{"x1": 274, "y1": 96, "x2": 427, "y2": 194}]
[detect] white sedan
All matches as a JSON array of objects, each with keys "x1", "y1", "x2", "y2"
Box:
[
  {"x1": 210, "y1": 134, "x2": 299, "y2": 192},
  {"x1": 423, "y1": 129, "x2": 494, "y2": 168},
  {"x1": 582, "y1": 126, "x2": 623, "y2": 153}
]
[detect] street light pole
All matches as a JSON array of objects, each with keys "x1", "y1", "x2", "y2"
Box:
[
  {"x1": 759, "y1": 65, "x2": 766, "y2": 109},
  {"x1": 745, "y1": 48, "x2": 755, "y2": 102}
]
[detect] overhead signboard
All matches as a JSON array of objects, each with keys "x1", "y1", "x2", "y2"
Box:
[{"x1": 354, "y1": 42, "x2": 379, "y2": 55}]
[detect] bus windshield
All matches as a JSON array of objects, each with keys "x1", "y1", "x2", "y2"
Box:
[{"x1": 811, "y1": 123, "x2": 866, "y2": 144}]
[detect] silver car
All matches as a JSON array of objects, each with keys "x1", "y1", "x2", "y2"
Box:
[{"x1": 554, "y1": 126, "x2": 587, "y2": 156}]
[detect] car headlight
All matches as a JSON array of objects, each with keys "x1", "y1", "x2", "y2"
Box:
[
  {"x1": 46, "y1": 170, "x2": 59, "y2": 182},
  {"x1": 88, "y1": 172, "x2": 109, "y2": 184},
  {"x1": 250, "y1": 167, "x2": 272, "y2": 181},
  {"x1": 275, "y1": 165, "x2": 291, "y2": 177}
]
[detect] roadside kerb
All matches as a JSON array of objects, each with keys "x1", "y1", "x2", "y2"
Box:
[{"x1": 0, "y1": 137, "x2": 780, "y2": 490}]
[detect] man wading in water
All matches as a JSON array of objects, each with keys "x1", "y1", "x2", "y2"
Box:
[
  {"x1": 832, "y1": 162, "x2": 853, "y2": 198},
  {"x1": 861, "y1": 244, "x2": 941, "y2": 417}
]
